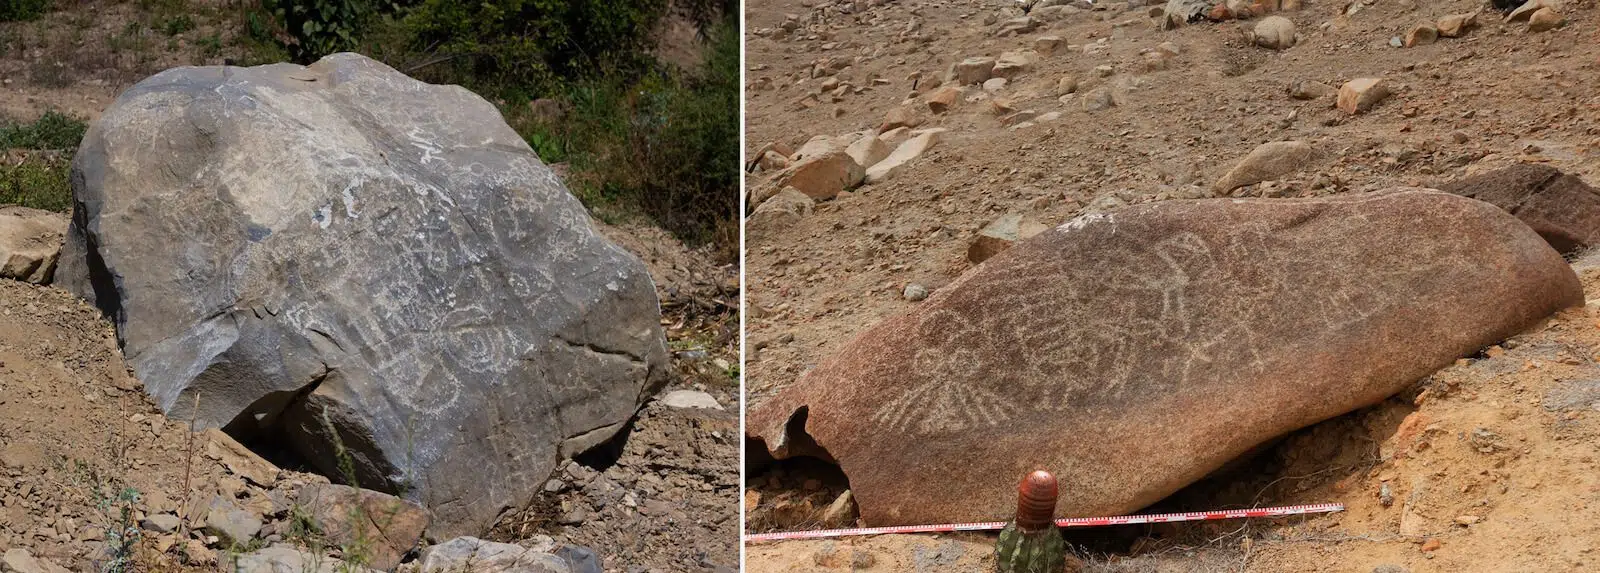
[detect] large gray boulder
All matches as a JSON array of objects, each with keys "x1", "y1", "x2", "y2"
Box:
[
  {"x1": 748, "y1": 189, "x2": 1582, "y2": 527},
  {"x1": 56, "y1": 53, "x2": 670, "y2": 536}
]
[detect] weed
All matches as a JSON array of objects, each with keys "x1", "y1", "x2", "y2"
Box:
[
  {"x1": 0, "y1": 110, "x2": 86, "y2": 150},
  {"x1": 70, "y1": 461, "x2": 143, "y2": 573},
  {"x1": 197, "y1": 33, "x2": 222, "y2": 59},
  {"x1": 0, "y1": 0, "x2": 50, "y2": 22},
  {"x1": 160, "y1": 14, "x2": 194, "y2": 36},
  {"x1": 0, "y1": 157, "x2": 72, "y2": 211}
]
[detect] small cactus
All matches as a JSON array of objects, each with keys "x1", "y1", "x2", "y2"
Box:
[{"x1": 995, "y1": 470, "x2": 1066, "y2": 573}]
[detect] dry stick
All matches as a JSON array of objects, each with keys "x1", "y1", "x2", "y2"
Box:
[{"x1": 178, "y1": 391, "x2": 200, "y2": 543}]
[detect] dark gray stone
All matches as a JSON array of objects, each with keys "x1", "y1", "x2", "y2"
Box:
[{"x1": 57, "y1": 53, "x2": 669, "y2": 536}]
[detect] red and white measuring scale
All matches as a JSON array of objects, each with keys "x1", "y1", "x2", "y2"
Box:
[{"x1": 743, "y1": 502, "x2": 1344, "y2": 543}]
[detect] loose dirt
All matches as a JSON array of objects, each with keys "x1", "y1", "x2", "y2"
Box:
[{"x1": 744, "y1": 0, "x2": 1600, "y2": 570}]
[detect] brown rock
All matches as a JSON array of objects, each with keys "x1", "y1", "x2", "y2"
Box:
[
  {"x1": 1056, "y1": 76, "x2": 1079, "y2": 96},
  {"x1": 879, "y1": 107, "x2": 923, "y2": 132},
  {"x1": 992, "y1": 51, "x2": 1040, "y2": 80},
  {"x1": 927, "y1": 86, "x2": 961, "y2": 114},
  {"x1": 846, "y1": 134, "x2": 893, "y2": 169},
  {"x1": 203, "y1": 428, "x2": 281, "y2": 487},
  {"x1": 1212, "y1": 140, "x2": 1316, "y2": 193},
  {"x1": 1253, "y1": 16, "x2": 1296, "y2": 49},
  {"x1": 1507, "y1": 0, "x2": 1554, "y2": 22},
  {"x1": 297, "y1": 483, "x2": 431, "y2": 571},
  {"x1": 1404, "y1": 24, "x2": 1438, "y2": 47},
  {"x1": 1337, "y1": 78, "x2": 1390, "y2": 114},
  {"x1": 1289, "y1": 80, "x2": 1336, "y2": 100},
  {"x1": 0, "y1": 207, "x2": 67, "y2": 284},
  {"x1": 1437, "y1": 164, "x2": 1600, "y2": 254},
  {"x1": 1527, "y1": 8, "x2": 1564, "y2": 32},
  {"x1": 1437, "y1": 12, "x2": 1478, "y2": 37},
  {"x1": 747, "y1": 190, "x2": 1581, "y2": 527},
  {"x1": 1035, "y1": 36, "x2": 1067, "y2": 56},
  {"x1": 748, "y1": 188, "x2": 816, "y2": 238},
  {"x1": 954, "y1": 57, "x2": 997, "y2": 85},
  {"x1": 865, "y1": 130, "x2": 943, "y2": 184},
  {"x1": 1421, "y1": 538, "x2": 1443, "y2": 552},
  {"x1": 968, "y1": 214, "x2": 1048, "y2": 264},
  {"x1": 2, "y1": 549, "x2": 71, "y2": 573},
  {"x1": 758, "y1": 150, "x2": 792, "y2": 171},
  {"x1": 1208, "y1": 4, "x2": 1234, "y2": 20},
  {"x1": 776, "y1": 151, "x2": 866, "y2": 201}
]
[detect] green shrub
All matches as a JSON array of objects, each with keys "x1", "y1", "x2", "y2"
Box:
[
  {"x1": 259, "y1": 0, "x2": 389, "y2": 63},
  {"x1": 0, "y1": 110, "x2": 88, "y2": 150},
  {"x1": 0, "y1": 0, "x2": 50, "y2": 22},
  {"x1": 0, "y1": 156, "x2": 72, "y2": 212}
]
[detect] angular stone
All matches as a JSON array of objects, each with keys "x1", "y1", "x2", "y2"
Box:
[
  {"x1": 419, "y1": 536, "x2": 572, "y2": 573},
  {"x1": 54, "y1": 54, "x2": 669, "y2": 537},
  {"x1": 0, "y1": 206, "x2": 66, "y2": 284},
  {"x1": 1289, "y1": 80, "x2": 1335, "y2": 100},
  {"x1": 1056, "y1": 76, "x2": 1079, "y2": 96},
  {"x1": 1438, "y1": 164, "x2": 1600, "y2": 254},
  {"x1": 954, "y1": 57, "x2": 997, "y2": 85},
  {"x1": 203, "y1": 497, "x2": 263, "y2": 547},
  {"x1": 926, "y1": 86, "x2": 961, "y2": 115},
  {"x1": 227, "y1": 545, "x2": 363, "y2": 573},
  {"x1": 140, "y1": 513, "x2": 182, "y2": 533},
  {"x1": 967, "y1": 214, "x2": 1048, "y2": 264},
  {"x1": 996, "y1": 17, "x2": 1038, "y2": 36},
  {"x1": 748, "y1": 188, "x2": 816, "y2": 238},
  {"x1": 846, "y1": 133, "x2": 893, "y2": 169},
  {"x1": 1527, "y1": 8, "x2": 1564, "y2": 32},
  {"x1": 203, "y1": 428, "x2": 280, "y2": 487},
  {"x1": 1212, "y1": 140, "x2": 1316, "y2": 193},
  {"x1": 1253, "y1": 16, "x2": 1296, "y2": 50},
  {"x1": 864, "y1": 130, "x2": 944, "y2": 184},
  {"x1": 297, "y1": 483, "x2": 430, "y2": 571},
  {"x1": 660, "y1": 389, "x2": 724, "y2": 410},
  {"x1": 1437, "y1": 12, "x2": 1478, "y2": 37},
  {"x1": 1507, "y1": 0, "x2": 1556, "y2": 22},
  {"x1": 748, "y1": 190, "x2": 1581, "y2": 527},
  {"x1": 992, "y1": 51, "x2": 1039, "y2": 80},
  {"x1": 1404, "y1": 25, "x2": 1438, "y2": 47},
  {"x1": 879, "y1": 107, "x2": 922, "y2": 133},
  {"x1": 1337, "y1": 78, "x2": 1390, "y2": 114},
  {"x1": 777, "y1": 151, "x2": 866, "y2": 201},
  {"x1": 1034, "y1": 36, "x2": 1066, "y2": 56},
  {"x1": 2, "y1": 549, "x2": 71, "y2": 573}
]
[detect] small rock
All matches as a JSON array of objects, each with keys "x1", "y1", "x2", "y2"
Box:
[
  {"x1": 1212, "y1": 140, "x2": 1315, "y2": 193},
  {"x1": 1253, "y1": 16, "x2": 1297, "y2": 50},
  {"x1": 748, "y1": 188, "x2": 815, "y2": 236},
  {"x1": 968, "y1": 214, "x2": 1048, "y2": 264},
  {"x1": 772, "y1": 151, "x2": 866, "y2": 201},
  {"x1": 927, "y1": 86, "x2": 961, "y2": 114},
  {"x1": 996, "y1": 16, "x2": 1039, "y2": 36},
  {"x1": 992, "y1": 50, "x2": 1039, "y2": 80},
  {"x1": 846, "y1": 134, "x2": 893, "y2": 169},
  {"x1": 1336, "y1": 78, "x2": 1390, "y2": 114},
  {"x1": 1289, "y1": 80, "x2": 1336, "y2": 100},
  {"x1": 954, "y1": 57, "x2": 997, "y2": 85},
  {"x1": 660, "y1": 389, "x2": 723, "y2": 410},
  {"x1": 0, "y1": 207, "x2": 68, "y2": 285},
  {"x1": 2, "y1": 548, "x2": 71, "y2": 573},
  {"x1": 556, "y1": 545, "x2": 603, "y2": 573},
  {"x1": 140, "y1": 513, "x2": 182, "y2": 533},
  {"x1": 1420, "y1": 538, "x2": 1442, "y2": 552},
  {"x1": 1506, "y1": 0, "x2": 1553, "y2": 22},
  {"x1": 1094, "y1": 65, "x2": 1114, "y2": 77},
  {"x1": 1082, "y1": 88, "x2": 1115, "y2": 111},
  {"x1": 1000, "y1": 110, "x2": 1039, "y2": 127},
  {"x1": 297, "y1": 483, "x2": 430, "y2": 571},
  {"x1": 203, "y1": 497, "x2": 263, "y2": 548},
  {"x1": 1056, "y1": 75, "x2": 1079, "y2": 95},
  {"x1": 879, "y1": 107, "x2": 922, "y2": 132},
  {"x1": 1380, "y1": 482, "x2": 1395, "y2": 506},
  {"x1": 865, "y1": 130, "x2": 944, "y2": 184},
  {"x1": 419, "y1": 537, "x2": 572, "y2": 573},
  {"x1": 821, "y1": 490, "x2": 857, "y2": 527},
  {"x1": 1035, "y1": 36, "x2": 1067, "y2": 55},
  {"x1": 1454, "y1": 515, "x2": 1480, "y2": 526},
  {"x1": 1527, "y1": 8, "x2": 1564, "y2": 32},
  {"x1": 1404, "y1": 24, "x2": 1438, "y2": 47},
  {"x1": 903, "y1": 284, "x2": 929, "y2": 302},
  {"x1": 1373, "y1": 565, "x2": 1409, "y2": 573},
  {"x1": 983, "y1": 78, "x2": 1008, "y2": 92},
  {"x1": 1437, "y1": 12, "x2": 1478, "y2": 37}
]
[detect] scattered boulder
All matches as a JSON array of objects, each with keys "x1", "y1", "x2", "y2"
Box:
[
  {"x1": 1404, "y1": 24, "x2": 1438, "y2": 47},
  {"x1": 846, "y1": 134, "x2": 893, "y2": 170},
  {"x1": 140, "y1": 513, "x2": 182, "y2": 534},
  {"x1": 879, "y1": 107, "x2": 923, "y2": 132},
  {"x1": 1506, "y1": 0, "x2": 1555, "y2": 22},
  {"x1": 968, "y1": 214, "x2": 1049, "y2": 264},
  {"x1": 1527, "y1": 8, "x2": 1564, "y2": 32},
  {"x1": 0, "y1": 206, "x2": 66, "y2": 284},
  {"x1": 927, "y1": 86, "x2": 961, "y2": 114},
  {"x1": 865, "y1": 130, "x2": 944, "y2": 184},
  {"x1": 748, "y1": 190, "x2": 1581, "y2": 527},
  {"x1": 54, "y1": 53, "x2": 670, "y2": 537},
  {"x1": 1253, "y1": 16, "x2": 1297, "y2": 49},
  {"x1": 203, "y1": 497, "x2": 263, "y2": 547},
  {"x1": 227, "y1": 545, "x2": 364, "y2": 573},
  {"x1": 297, "y1": 483, "x2": 431, "y2": 571},
  {"x1": 1337, "y1": 78, "x2": 1391, "y2": 114},
  {"x1": 1082, "y1": 88, "x2": 1115, "y2": 111},
  {"x1": 903, "y1": 284, "x2": 929, "y2": 302},
  {"x1": 748, "y1": 188, "x2": 817, "y2": 237},
  {"x1": 992, "y1": 51, "x2": 1039, "y2": 80},
  {"x1": 1034, "y1": 36, "x2": 1067, "y2": 56},
  {"x1": 1437, "y1": 12, "x2": 1478, "y2": 37},
  {"x1": 1289, "y1": 80, "x2": 1336, "y2": 100},
  {"x1": 996, "y1": 17, "x2": 1039, "y2": 36},
  {"x1": 660, "y1": 389, "x2": 724, "y2": 411},
  {"x1": 1437, "y1": 163, "x2": 1600, "y2": 254},
  {"x1": 1212, "y1": 140, "x2": 1316, "y2": 194},
  {"x1": 778, "y1": 151, "x2": 867, "y2": 200},
  {"x1": 954, "y1": 57, "x2": 997, "y2": 85},
  {"x1": 1164, "y1": 0, "x2": 1212, "y2": 26},
  {"x1": 418, "y1": 537, "x2": 574, "y2": 573},
  {"x1": 2, "y1": 549, "x2": 70, "y2": 573}
]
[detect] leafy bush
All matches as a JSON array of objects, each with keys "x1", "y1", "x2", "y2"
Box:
[
  {"x1": 0, "y1": 0, "x2": 50, "y2": 22},
  {"x1": 258, "y1": 0, "x2": 388, "y2": 63},
  {"x1": 0, "y1": 110, "x2": 88, "y2": 150}
]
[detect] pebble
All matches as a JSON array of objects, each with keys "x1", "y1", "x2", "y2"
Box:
[{"x1": 1337, "y1": 78, "x2": 1391, "y2": 115}]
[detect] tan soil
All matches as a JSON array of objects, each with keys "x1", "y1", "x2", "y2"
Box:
[{"x1": 743, "y1": 0, "x2": 1600, "y2": 570}]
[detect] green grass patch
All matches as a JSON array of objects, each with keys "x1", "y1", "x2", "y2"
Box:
[
  {"x1": 0, "y1": 156, "x2": 73, "y2": 212},
  {"x1": 0, "y1": 111, "x2": 87, "y2": 150},
  {"x1": 0, "y1": 0, "x2": 51, "y2": 22}
]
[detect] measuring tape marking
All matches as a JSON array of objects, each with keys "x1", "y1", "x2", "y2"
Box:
[{"x1": 743, "y1": 503, "x2": 1344, "y2": 543}]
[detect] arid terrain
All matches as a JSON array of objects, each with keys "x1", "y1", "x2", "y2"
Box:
[{"x1": 743, "y1": 0, "x2": 1600, "y2": 570}]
